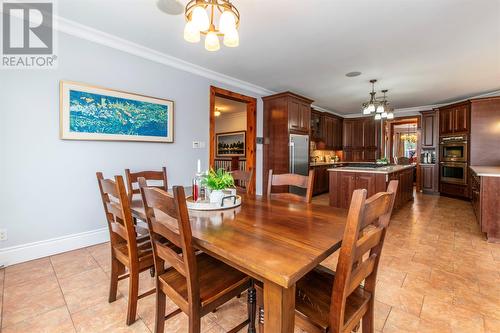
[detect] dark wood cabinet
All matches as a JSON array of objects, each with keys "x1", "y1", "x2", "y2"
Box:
[
  {"x1": 342, "y1": 117, "x2": 378, "y2": 161},
  {"x1": 439, "y1": 102, "x2": 470, "y2": 135},
  {"x1": 263, "y1": 92, "x2": 313, "y2": 192},
  {"x1": 311, "y1": 165, "x2": 330, "y2": 196},
  {"x1": 329, "y1": 167, "x2": 415, "y2": 210},
  {"x1": 311, "y1": 110, "x2": 322, "y2": 140},
  {"x1": 420, "y1": 164, "x2": 438, "y2": 193},
  {"x1": 288, "y1": 99, "x2": 311, "y2": 133},
  {"x1": 310, "y1": 111, "x2": 343, "y2": 150},
  {"x1": 421, "y1": 111, "x2": 437, "y2": 147},
  {"x1": 470, "y1": 168, "x2": 500, "y2": 242}
]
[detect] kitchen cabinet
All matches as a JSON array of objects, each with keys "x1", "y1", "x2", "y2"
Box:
[
  {"x1": 439, "y1": 102, "x2": 470, "y2": 135},
  {"x1": 470, "y1": 167, "x2": 500, "y2": 242},
  {"x1": 311, "y1": 165, "x2": 330, "y2": 195},
  {"x1": 420, "y1": 164, "x2": 438, "y2": 193},
  {"x1": 421, "y1": 111, "x2": 437, "y2": 147},
  {"x1": 310, "y1": 111, "x2": 343, "y2": 150},
  {"x1": 329, "y1": 167, "x2": 415, "y2": 210},
  {"x1": 311, "y1": 110, "x2": 322, "y2": 140},
  {"x1": 288, "y1": 99, "x2": 311, "y2": 133},
  {"x1": 343, "y1": 117, "x2": 378, "y2": 161},
  {"x1": 263, "y1": 92, "x2": 313, "y2": 193}
]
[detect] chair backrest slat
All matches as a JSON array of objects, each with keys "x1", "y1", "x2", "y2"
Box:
[
  {"x1": 155, "y1": 241, "x2": 186, "y2": 276},
  {"x1": 96, "y1": 172, "x2": 138, "y2": 259},
  {"x1": 329, "y1": 180, "x2": 398, "y2": 332},
  {"x1": 267, "y1": 169, "x2": 315, "y2": 203},
  {"x1": 140, "y1": 184, "x2": 200, "y2": 308},
  {"x1": 125, "y1": 168, "x2": 168, "y2": 201},
  {"x1": 231, "y1": 168, "x2": 254, "y2": 194}
]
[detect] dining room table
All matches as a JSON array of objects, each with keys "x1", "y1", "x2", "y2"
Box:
[{"x1": 130, "y1": 192, "x2": 347, "y2": 333}]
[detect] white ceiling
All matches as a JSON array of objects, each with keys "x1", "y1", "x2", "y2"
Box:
[
  {"x1": 58, "y1": 0, "x2": 500, "y2": 114},
  {"x1": 214, "y1": 96, "x2": 246, "y2": 115}
]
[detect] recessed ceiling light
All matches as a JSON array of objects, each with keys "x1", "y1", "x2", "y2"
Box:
[{"x1": 346, "y1": 71, "x2": 362, "y2": 77}]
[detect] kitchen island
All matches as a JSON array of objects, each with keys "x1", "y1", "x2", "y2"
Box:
[{"x1": 328, "y1": 164, "x2": 415, "y2": 210}]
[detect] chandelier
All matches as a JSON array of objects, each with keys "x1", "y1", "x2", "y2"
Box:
[
  {"x1": 361, "y1": 79, "x2": 394, "y2": 120},
  {"x1": 401, "y1": 124, "x2": 417, "y2": 143},
  {"x1": 183, "y1": 0, "x2": 240, "y2": 51}
]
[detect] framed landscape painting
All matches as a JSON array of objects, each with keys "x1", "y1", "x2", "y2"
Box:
[
  {"x1": 216, "y1": 131, "x2": 246, "y2": 157},
  {"x1": 60, "y1": 81, "x2": 174, "y2": 142}
]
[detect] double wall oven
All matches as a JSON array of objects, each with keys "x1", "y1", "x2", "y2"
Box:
[{"x1": 439, "y1": 135, "x2": 468, "y2": 185}]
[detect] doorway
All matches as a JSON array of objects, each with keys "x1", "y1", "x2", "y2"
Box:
[
  {"x1": 383, "y1": 116, "x2": 421, "y2": 191},
  {"x1": 209, "y1": 86, "x2": 257, "y2": 194}
]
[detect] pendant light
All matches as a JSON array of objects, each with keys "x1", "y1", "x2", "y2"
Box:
[{"x1": 183, "y1": 0, "x2": 240, "y2": 52}]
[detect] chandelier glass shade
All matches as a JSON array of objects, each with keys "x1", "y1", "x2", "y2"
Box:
[
  {"x1": 184, "y1": 0, "x2": 240, "y2": 51},
  {"x1": 361, "y1": 80, "x2": 395, "y2": 120}
]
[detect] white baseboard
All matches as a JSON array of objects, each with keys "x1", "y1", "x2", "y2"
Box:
[{"x1": 0, "y1": 228, "x2": 110, "y2": 267}]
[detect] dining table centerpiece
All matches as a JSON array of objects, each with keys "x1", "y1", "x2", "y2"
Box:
[{"x1": 203, "y1": 168, "x2": 236, "y2": 204}]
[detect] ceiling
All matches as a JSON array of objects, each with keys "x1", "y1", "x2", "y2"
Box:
[
  {"x1": 214, "y1": 96, "x2": 246, "y2": 115},
  {"x1": 58, "y1": 0, "x2": 500, "y2": 114}
]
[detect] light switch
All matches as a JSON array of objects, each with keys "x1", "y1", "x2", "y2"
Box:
[{"x1": 192, "y1": 141, "x2": 206, "y2": 149}]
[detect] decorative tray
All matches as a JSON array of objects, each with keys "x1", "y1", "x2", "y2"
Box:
[{"x1": 186, "y1": 195, "x2": 242, "y2": 211}]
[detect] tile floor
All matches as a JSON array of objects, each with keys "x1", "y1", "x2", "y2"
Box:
[{"x1": 1, "y1": 192, "x2": 499, "y2": 332}]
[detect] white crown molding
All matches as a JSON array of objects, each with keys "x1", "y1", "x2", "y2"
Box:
[
  {"x1": 54, "y1": 16, "x2": 274, "y2": 96},
  {"x1": 0, "y1": 227, "x2": 109, "y2": 267},
  {"x1": 342, "y1": 89, "x2": 500, "y2": 118},
  {"x1": 311, "y1": 105, "x2": 343, "y2": 117}
]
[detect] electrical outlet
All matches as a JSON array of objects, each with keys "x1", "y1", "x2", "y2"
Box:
[{"x1": 0, "y1": 229, "x2": 6, "y2": 241}]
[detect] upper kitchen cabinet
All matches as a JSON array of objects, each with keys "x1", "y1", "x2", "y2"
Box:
[
  {"x1": 311, "y1": 110, "x2": 322, "y2": 140},
  {"x1": 421, "y1": 110, "x2": 438, "y2": 147},
  {"x1": 439, "y1": 102, "x2": 470, "y2": 135},
  {"x1": 310, "y1": 110, "x2": 343, "y2": 150},
  {"x1": 343, "y1": 117, "x2": 378, "y2": 161},
  {"x1": 287, "y1": 95, "x2": 312, "y2": 133}
]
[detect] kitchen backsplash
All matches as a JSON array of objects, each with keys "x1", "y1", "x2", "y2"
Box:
[{"x1": 310, "y1": 150, "x2": 343, "y2": 162}]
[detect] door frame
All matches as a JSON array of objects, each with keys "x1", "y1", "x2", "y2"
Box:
[
  {"x1": 209, "y1": 86, "x2": 257, "y2": 194},
  {"x1": 382, "y1": 116, "x2": 421, "y2": 192}
]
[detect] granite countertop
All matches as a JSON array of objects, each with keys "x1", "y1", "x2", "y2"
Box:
[
  {"x1": 327, "y1": 164, "x2": 415, "y2": 174},
  {"x1": 310, "y1": 161, "x2": 344, "y2": 167},
  {"x1": 470, "y1": 166, "x2": 500, "y2": 177}
]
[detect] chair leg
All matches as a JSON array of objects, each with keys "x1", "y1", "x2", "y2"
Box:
[
  {"x1": 247, "y1": 284, "x2": 257, "y2": 333},
  {"x1": 126, "y1": 268, "x2": 139, "y2": 325},
  {"x1": 155, "y1": 289, "x2": 166, "y2": 333},
  {"x1": 188, "y1": 315, "x2": 201, "y2": 333},
  {"x1": 361, "y1": 299, "x2": 374, "y2": 333},
  {"x1": 256, "y1": 284, "x2": 264, "y2": 333},
  {"x1": 109, "y1": 257, "x2": 123, "y2": 303}
]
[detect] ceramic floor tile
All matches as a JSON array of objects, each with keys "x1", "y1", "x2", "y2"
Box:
[
  {"x1": 1, "y1": 306, "x2": 75, "y2": 333},
  {"x1": 383, "y1": 307, "x2": 452, "y2": 333},
  {"x1": 50, "y1": 248, "x2": 99, "y2": 279},
  {"x1": 209, "y1": 296, "x2": 249, "y2": 331},
  {"x1": 58, "y1": 267, "x2": 113, "y2": 314},
  {"x1": 375, "y1": 281, "x2": 424, "y2": 317},
  {"x1": 71, "y1": 298, "x2": 149, "y2": 333},
  {"x1": 4, "y1": 258, "x2": 55, "y2": 288},
  {"x1": 2, "y1": 282, "x2": 66, "y2": 328},
  {"x1": 420, "y1": 295, "x2": 485, "y2": 333}
]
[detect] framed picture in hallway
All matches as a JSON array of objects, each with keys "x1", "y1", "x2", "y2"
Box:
[
  {"x1": 60, "y1": 81, "x2": 174, "y2": 142},
  {"x1": 216, "y1": 131, "x2": 246, "y2": 157}
]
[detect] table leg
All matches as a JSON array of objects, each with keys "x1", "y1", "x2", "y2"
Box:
[{"x1": 263, "y1": 281, "x2": 295, "y2": 333}]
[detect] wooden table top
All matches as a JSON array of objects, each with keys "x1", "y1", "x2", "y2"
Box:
[{"x1": 131, "y1": 194, "x2": 346, "y2": 288}]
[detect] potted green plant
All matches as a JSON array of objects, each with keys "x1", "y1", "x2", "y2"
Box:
[{"x1": 203, "y1": 168, "x2": 235, "y2": 204}]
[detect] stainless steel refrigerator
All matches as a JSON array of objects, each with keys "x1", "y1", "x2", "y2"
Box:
[{"x1": 289, "y1": 134, "x2": 309, "y2": 195}]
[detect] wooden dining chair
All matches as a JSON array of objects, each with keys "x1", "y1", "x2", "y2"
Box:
[
  {"x1": 267, "y1": 169, "x2": 315, "y2": 203},
  {"x1": 255, "y1": 180, "x2": 398, "y2": 333},
  {"x1": 293, "y1": 180, "x2": 398, "y2": 333},
  {"x1": 231, "y1": 168, "x2": 254, "y2": 194},
  {"x1": 125, "y1": 167, "x2": 168, "y2": 202},
  {"x1": 140, "y1": 184, "x2": 256, "y2": 333},
  {"x1": 96, "y1": 173, "x2": 157, "y2": 325}
]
